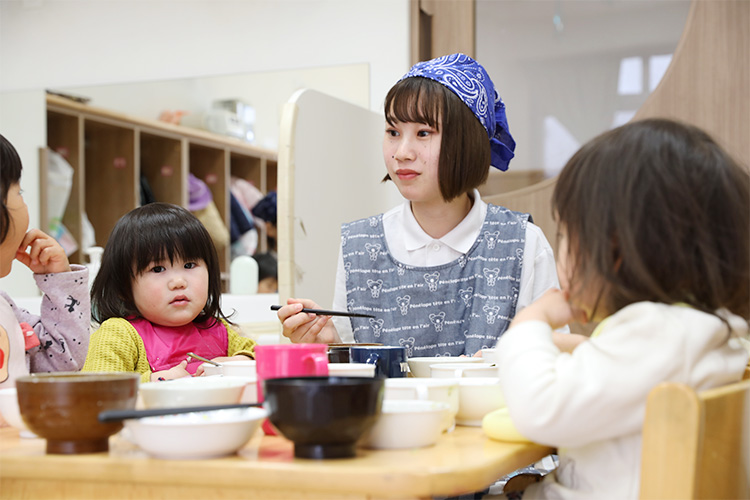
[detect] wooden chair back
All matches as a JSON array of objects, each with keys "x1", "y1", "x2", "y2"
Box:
[{"x1": 639, "y1": 375, "x2": 750, "y2": 499}]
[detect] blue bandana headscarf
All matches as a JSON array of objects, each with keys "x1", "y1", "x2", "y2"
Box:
[{"x1": 400, "y1": 53, "x2": 515, "y2": 171}]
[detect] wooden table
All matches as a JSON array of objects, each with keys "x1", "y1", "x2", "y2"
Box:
[{"x1": 0, "y1": 426, "x2": 552, "y2": 500}]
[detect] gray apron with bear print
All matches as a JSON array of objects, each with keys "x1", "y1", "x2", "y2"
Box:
[{"x1": 341, "y1": 204, "x2": 529, "y2": 357}]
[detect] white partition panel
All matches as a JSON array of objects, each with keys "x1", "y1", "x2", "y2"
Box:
[{"x1": 278, "y1": 89, "x2": 401, "y2": 309}]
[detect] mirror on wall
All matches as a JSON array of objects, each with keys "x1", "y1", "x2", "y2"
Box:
[
  {"x1": 57, "y1": 63, "x2": 371, "y2": 153},
  {"x1": 476, "y1": 0, "x2": 691, "y2": 186}
]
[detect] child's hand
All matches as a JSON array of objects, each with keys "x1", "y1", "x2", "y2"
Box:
[
  {"x1": 15, "y1": 229, "x2": 70, "y2": 274},
  {"x1": 151, "y1": 360, "x2": 191, "y2": 381},
  {"x1": 552, "y1": 332, "x2": 589, "y2": 353},
  {"x1": 194, "y1": 355, "x2": 250, "y2": 376},
  {"x1": 511, "y1": 288, "x2": 576, "y2": 330},
  {"x1": 278, "y1": 298, "x2": 341, "y2": 344}
]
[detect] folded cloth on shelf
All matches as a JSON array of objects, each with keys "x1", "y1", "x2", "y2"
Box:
[
  {"x1": 231, "y1": 177, "x2": 266, "y2": 232},
  {"x1": 230, "y1": 193, "x2": 255, "y2": 244}
]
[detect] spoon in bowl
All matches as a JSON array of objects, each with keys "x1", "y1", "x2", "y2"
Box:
[
  {"x1": 98, "y1": 403, "x2": 264, "y2": 423},
  {"x1": 187, "y1": 352, "x2": 221, "y2": 367}
]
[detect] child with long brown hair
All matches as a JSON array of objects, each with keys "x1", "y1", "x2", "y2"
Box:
[{"x1": 497, "y1": 118, "x2": 750, "y2": 499}]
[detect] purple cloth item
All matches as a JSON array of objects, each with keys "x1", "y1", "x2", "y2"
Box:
[{"x1": 188, "y1": 174, "x2": 213, "y2": 211}]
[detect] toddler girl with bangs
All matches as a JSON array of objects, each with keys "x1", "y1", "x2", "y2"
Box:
[{"x1": 82, "y1": 203, "x2": 255, "y2": 382}]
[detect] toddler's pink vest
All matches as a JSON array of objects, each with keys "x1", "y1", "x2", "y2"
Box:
[{"x1": 129, "y1": 318, "x2": 228, "y2": 375}]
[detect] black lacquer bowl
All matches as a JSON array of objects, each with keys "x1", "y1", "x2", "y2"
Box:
[{"x1": 263, "y1": 376, "x2": 384, "y2": 459}]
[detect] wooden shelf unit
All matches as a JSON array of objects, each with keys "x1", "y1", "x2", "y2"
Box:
[{"x1": 44, "y1": 94, "x2": 277, "y2": 290}]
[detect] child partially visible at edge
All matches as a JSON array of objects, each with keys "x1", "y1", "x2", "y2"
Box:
[
  {"x1": 0, "y1": 133, "x2": 90, "y2": 393},
  {"x1": 496, "y1": 118, "x2": 750, "y2": 499},
  {"x1": 82, "y1": 203, "x2": 255, "y2": 383}
]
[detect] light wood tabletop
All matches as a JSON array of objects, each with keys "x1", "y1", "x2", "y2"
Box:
[{"x1": 0, "y1": 425, "x2": 552, "y2": 500}]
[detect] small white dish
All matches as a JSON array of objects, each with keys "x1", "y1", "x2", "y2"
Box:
[
  {"x1": 360, "y1": 400, "x2": 450, "y2": 450},
  {"x1": 407, "y1": 356, "x2": 485, "y2": 378},
  {"x1": 125, "y1": 407, "x2": 266, "y2": 459},
  {"x1": 456, "y1": 377, "x2": 505, "y2": 426},
  {"x1": 139, "y1": 376, "x2": 249, "y2": 409},
  {"x1": 0, "y1": 387, "x2": 37, "y2": 438},
  {"x1": 200, "y1": 359, "x2": 256, "y2": 378},
  {"x1": 200, "y1": 363, "x2": 223, "y2": 377},
  {"x1": 384, "y1": 377, "x2": 459, "y2": 432},
  {"x1": 327, "y1": 363, "x2": 376, "y2": 378},
  {"x1": 430, "y1": 363, "x2": 499, "y2": 378}
]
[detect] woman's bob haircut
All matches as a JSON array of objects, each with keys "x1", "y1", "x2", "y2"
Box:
[{"x1": 383, "y1": 77, "x2": 491, "y2": 201}]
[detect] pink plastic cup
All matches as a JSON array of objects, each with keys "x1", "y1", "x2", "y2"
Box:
[{"x1": 255, "y1": 343, "x2": 329, "y2": 435}]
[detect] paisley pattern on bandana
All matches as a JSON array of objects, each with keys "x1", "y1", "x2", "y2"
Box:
[
  {"x1": 402, "y1": 54, "x2": 494, "y2": 136},
  {"x1": 399, "y1": 53, "x2": 516, "y2": 171}
]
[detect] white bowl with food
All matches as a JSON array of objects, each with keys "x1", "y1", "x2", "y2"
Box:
[
  {"x1": 139, "y1": 376, "x2": 250, "y2": 409},
  {"x1": 125, "y1": 407, "x2": 266, "y2": 459},
  {"x1": 406, "y1": 356, "x2": 486, "y2": 378},
  {"x1": 360, "y1": 400, "x2": 451, "y2": 450},
  {"x1": 0, "y1": 387, "x2": 37, "y2": 438}
]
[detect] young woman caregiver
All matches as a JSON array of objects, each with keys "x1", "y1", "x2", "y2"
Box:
[{"x1": 277, "y1": 54, "x2": 563, "y2": 356}]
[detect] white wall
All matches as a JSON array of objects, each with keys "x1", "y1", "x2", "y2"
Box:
[
  {"x1": 0, "y1": 0, "x2": 409, "y2": 107},
  {"x1": 0, "y1": 0, "x2": 411, "y2": 296},
  {"x1": 0, "y1": 0, "x2": 692, "y2": 297},
  {"x1": 476, "y1": 0, "x2": 690, "y2": 173}
]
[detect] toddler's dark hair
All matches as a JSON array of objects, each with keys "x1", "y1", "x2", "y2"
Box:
[
  {"x1": 383, "y1": 77, "x2": 490, "y2": 201},
  {"x1": 553, "y1": 118, "x2": 749, "y2": 320},
  {"x1": 92, "y1": 202, "x2": 231, "y2": 325},
  {"x1": 0, "y1": 134, "x2": 23, "y2": 242},
  {"x1": 252, "y1": 252, "x2": 277, "y2": 282}
]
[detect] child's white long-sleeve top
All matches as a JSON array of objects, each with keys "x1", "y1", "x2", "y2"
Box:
[{"x1": 497, "y1": 302, "x2": 749, "y2": 500}]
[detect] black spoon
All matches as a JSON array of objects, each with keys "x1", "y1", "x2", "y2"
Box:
[{"x1": 98, "y1": 403, "x2": 264, "y2": 423}]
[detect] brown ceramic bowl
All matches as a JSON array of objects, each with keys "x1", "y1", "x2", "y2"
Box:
[
  {"x1": 263, "y1": 376, "x2": 384, "y2": 459},
  {"x1": 16, "y1": 372, "x2": 139, "y2": 454}
]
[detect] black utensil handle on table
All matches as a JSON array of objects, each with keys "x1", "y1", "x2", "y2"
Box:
[
  {"x1": 98, "y1": 403, "x2": 263, "y2": 423},
  {"x1": 270, "y1": 305, "x2": 375, "y2": 319}
]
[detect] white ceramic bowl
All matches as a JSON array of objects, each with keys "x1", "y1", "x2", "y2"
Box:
[
  {"x1": 200, "y1": 363, "x2": 223, "y2": 377},
  {"x1": 430, "y1": 363, "x2": 499, "y2": 378},
  {"x1": 327, "y1": 363, "x2": 376, "y2": 378},
  {"x1": 360, "y1": 400, "x2": 450, "y2": 450},
  {"x1": 407, "y1": 356, "x2": 485, "y2": 378},
  {"x1": 456, "y1": 377, "x2": 505, "y2": 426},
  {"x1": 232, "y1": 375, "x2": 258, "y2": 404},
  {"x1": 139, "y1": 376, "x2": 249, "y2": 409},
  {"x1": 200, "y1": 360, "x2": 256, "y2": 378},
  {"x1": 125, "y1": 407, "x2": 266, "y2": 459},
  {"x1": 0, "y1": 387, "x2": 37, "y2": 438},
  {"x1": 384, "y1": 377, "x2": 459, "y2": 432}
]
